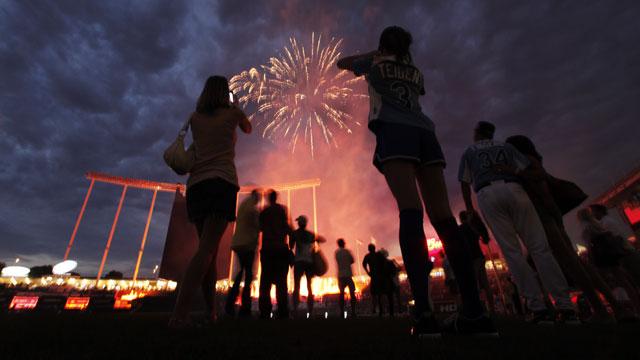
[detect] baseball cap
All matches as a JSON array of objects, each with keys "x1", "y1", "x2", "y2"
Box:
[{"x1": 295, "y1": 215, "x2": 308, "y2": 223}]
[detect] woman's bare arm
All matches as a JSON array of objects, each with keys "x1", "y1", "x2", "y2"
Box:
[
  {"x1": 239, "y1": 114, "x2": 252, "y2": 134},
  {"x1": 233, "y1": 103, "x2": 252, "y2": 134},
  {"x1": 336, "y1": 50, "x2": 379, "y2": 71}
]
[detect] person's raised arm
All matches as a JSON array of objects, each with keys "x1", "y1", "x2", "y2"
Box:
[
  {"x1": 336, "y1": 50, "x2": 379, "y2": 72},
  {"x1": 239, "y1": 115, "x2": 252, "y2": 134},
  {"x1": 235, "y1": 108, "x2": 252, "y2": 134},
  {"x1": 231, "y1": 96, "x2": 252, "y2": 134}
]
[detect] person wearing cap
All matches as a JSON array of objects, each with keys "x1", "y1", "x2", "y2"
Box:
[{"x1": 290, "y1": 215, "x2": 324, "y2": 315}]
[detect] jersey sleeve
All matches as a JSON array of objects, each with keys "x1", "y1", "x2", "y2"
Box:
[
  {"x1": 458, "y1": 150, "x2": 472, "y2": 183},
  {"x1": 352, "y1": 57, "x2": 374, "y2": 76}
]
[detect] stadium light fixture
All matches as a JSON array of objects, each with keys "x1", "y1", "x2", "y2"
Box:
[
  {"x1": 2, "y1": 266, "x2": 30, "y2": 277},
  {"x1": 52, "y1": 260, "x2": 78, "y2": 275}
]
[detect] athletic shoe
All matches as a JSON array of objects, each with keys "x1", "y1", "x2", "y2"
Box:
[
  {"x1": 411, "y1": 313, "x2": 441, "y2": 338},
  {"x1": 442, "y1": 313, "x2": 499, "y2": 337},
  {"x1": 529, "y1": 310, "x2": 555, "y2": 326},
  {"x1": 557, "y1": 309, "x2": 581, "y2": 325}
]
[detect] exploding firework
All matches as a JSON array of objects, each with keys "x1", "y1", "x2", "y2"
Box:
[{"x1": 230, "y1": 33, "x2": 367, "y2": 157}]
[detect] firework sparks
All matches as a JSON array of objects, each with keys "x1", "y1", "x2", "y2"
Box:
[{"x1": 230, "y1": 33, "x2": 367, "y2": 157}]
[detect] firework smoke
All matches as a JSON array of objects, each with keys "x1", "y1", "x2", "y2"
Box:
[{"x1": 230, "y1": 33, "x2": 367, "y2": 157}]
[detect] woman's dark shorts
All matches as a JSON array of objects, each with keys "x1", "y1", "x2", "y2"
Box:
[
  {"x1": 186, "y1": 178, "x2": 239, "y2": 223},
  {"x1": 372, "y1": 122, "x2": 446, "y2": 173}
]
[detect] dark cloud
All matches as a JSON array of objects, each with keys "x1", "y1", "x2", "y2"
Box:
[{"x1": 1, "y1": 0, "x2": 639, "y2": 277}]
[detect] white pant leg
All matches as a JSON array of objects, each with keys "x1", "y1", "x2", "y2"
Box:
[
  {"x1": 477, "y1": 183, "x2": 547, "y2": 312},
  {"x1": 507, "y1": 183, "x2": 573, "y2": 310}
]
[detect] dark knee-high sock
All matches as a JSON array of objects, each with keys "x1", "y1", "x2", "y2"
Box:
[
  {"x1": 399, "y1": 209, "x2": 432, "y2": 317},
  {"x1": 432, "y1": 217, "x2": 484, "y2": 318}
]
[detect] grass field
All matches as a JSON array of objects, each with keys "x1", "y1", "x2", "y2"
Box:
[{"x1": 1, "y1": 313, "x2": 639, "y2": 360}]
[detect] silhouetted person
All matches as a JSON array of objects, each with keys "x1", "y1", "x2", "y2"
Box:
[
  {"x1": 169, "y1": 75, "x2": 252, "y2": 329},
  {"x1": 335, "y1": 238, "x2": 357, "y2": 317},
  {"x1": 440, "y1": 250, "x2": 458, "y2": 297},
  {"x1": 290, "y1": 215, "x2": 324, "y2": 315},
  {"x1": 590, "y1": 204, "x2": 640, "y2": 288},
  {"x1": 338, "y1": 26, "x2": 494, "y2": 336},
  {"x1": 362, "y1": 244, "x2": 384, "y2": 315},
  {"x1": 504, "y1": 135, "x2": 628, "y2": 322},
  {"x1": 379, "y1": 249, "x2": 397, "y2": 317},
  {"x1": 225, "y1": 189, "x2": 260, "y2": 317},
  {"x1": 258, "y1": 189, "x2": 292, "y2": 319},
  {"x1": 459, "y1": 211, "x2": 495, "y2": 312},
  {"x1": 459, "y1": 121, "x2": 575, "y2": 325},
  {"x1": 389, "y1": 256, "x2": 404, "y2": 313},
  {"x1": 578, "y1": 208, "x2": 640, "y2": 313},
  {"x1": 590, "y1": 204, "x2": 635, "y2": 244}
]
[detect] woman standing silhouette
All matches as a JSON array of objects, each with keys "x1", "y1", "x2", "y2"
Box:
[
  {"x1": 169, "y1": 76, "x2": 252, "y2": 328},
  {"x1": 337, "y1": 26, "x2": 495, "y2": 336}
]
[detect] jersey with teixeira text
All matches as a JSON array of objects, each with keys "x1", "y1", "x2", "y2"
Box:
[
  {"x1": 352, "y1": 56, "x2": 435, "y2": 132},
  {"x1": 458, "y1": 140, "x2": 530, "y2": 193}
]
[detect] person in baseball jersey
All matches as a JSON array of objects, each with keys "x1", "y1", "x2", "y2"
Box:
[
  {"x1": 459, "y1": 121, "x2": 577, "y2": 324},
  {"x1": 338, "y1": 26, "x2": 496, "y2": 337}
]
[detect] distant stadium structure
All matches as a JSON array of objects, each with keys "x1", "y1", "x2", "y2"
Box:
[
  {"x1": 63, "y1": 172, "x2": 321, "y2": 282},
  {"x1": 594, "y1": 165, "x2": 640, "y2": 244}
]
